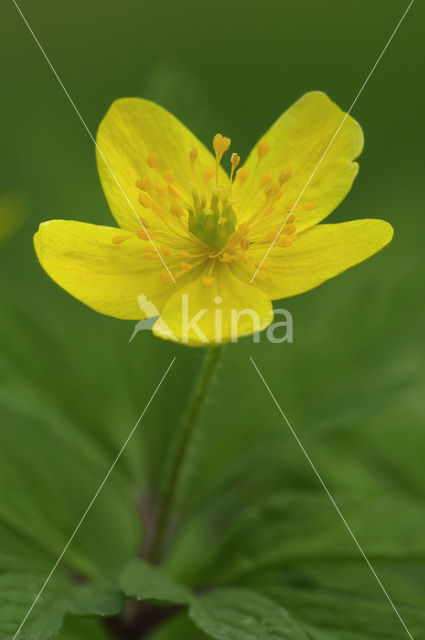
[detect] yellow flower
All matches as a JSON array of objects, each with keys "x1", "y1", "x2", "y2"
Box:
[{"x1": 34, "y1": 92, "x2": 393, "y2": 346}]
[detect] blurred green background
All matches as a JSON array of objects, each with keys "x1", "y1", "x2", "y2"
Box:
[{"x1": 0, "y1": 1, "x2": 424, "y2": 639}]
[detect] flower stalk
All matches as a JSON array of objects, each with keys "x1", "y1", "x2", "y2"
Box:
[{"x1": 149, "y1": 346, "x2": 223, "y2": 562}]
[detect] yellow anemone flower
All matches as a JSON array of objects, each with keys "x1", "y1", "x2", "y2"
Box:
[{"x1": 34, "y1": 92, "x2": 393, "y2": 346}]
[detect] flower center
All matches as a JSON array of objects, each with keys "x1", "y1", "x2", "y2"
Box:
[
  {"x1": 188, "y1": 190, "x2": 237, "y2": 251},
  {"x1": 112, "y1": 132, "x2": 317, "y2": 286}
]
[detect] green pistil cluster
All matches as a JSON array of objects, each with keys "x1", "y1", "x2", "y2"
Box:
[{"x1": 188, "y1": 191, "x2": 237, "y2": 251}]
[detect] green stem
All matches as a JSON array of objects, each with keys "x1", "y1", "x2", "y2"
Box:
[{"x1": 149, "y1": 346, "x2": 223, "y2": 563}]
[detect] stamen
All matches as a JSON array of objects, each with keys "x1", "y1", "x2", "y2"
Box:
[
  {"x1": 167, "y1": 184, "x2": 180, "y2": 200},
  {"x1": 189, "y1": 147, "x2": 198, "y2": 166},
  {"x1": 147, "y1": 153, "x2": 160, "y2": 170},
  {"x1": 160, "y1": 271, "x2": 174, "y2": 283},
  {"x1": 278, "y1": 168, "x2": 292, "y2": 185},
  {"x1": 230, "y1": 153, "x2": 240, "y2": 178},
  {"x1": 181, "y1": 261, "x2": 193, "y2": 271},
  {"x1": 155, "y1": 184, "x2": 168, "y2": 199},
  {"x1": 236, "y1": 167, "x2": 250, "y2": 186},
  {"x1": 164, "y1": 169, "x2": 175, "y2": 183},
  {"x1": 213, "y1": 133, "x2": 231, "y2": 187},
  {"x1": 300, "y1": 201, "x2": 317, "y2": 211},
  {"x1": 139, "y1": 192, "x2": 153, "y2": 209},
  {"x1": 203, "y1": 276, "x2": 214, "y2": 286},
  {"x1": 136, "y1": 227, "x2": 150, "y2": 240},
  {"x1": 229, "y1": 153, "x2": 241, "y2": 197},
  {"x1": 257, "y1": 140, "x2": 270, "y2": 160},
  {"x1": 170, "y1": 203, "x2": 184, "y2": 218},
  {"x1": 260, "y1": 172, "x2": 274, "y2": 188},
  {"x1": 112, "y1": 235, "x2": 132, "y2": 244},
  {"x1": 204, "y1": 165, "x2": 216, "y2": 185},
  {"x1": 136, "y1": 176, "x2": 152, "y2": 192},
  {"x1": 276, "y1": 234, "x2": 297, "y2": 247}
]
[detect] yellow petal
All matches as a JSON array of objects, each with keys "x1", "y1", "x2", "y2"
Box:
[
  {"x1": 241, "y1": 92, "x2": 363, "y2": 232},
  {"x1": 231, "y1": 219, "x2": 394, "y2": 300},
  {"x1": 96, "y1": 98, "x2": 228, "y2": 231},
  {"x1": 34, "y1": 220, "x2": 179, "y2": 319},
  {"x1": 153, "y1": 263, "x2": 273, "y2": 346}
]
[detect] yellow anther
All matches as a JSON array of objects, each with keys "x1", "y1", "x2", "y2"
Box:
[
  {"x1": 236, "y1": 167, "x2": 250, "y2": 184},
  {"x1": 170, "y1": 202, "x2": 184, "y2": 218},
  {"x1": 241, "y1": 236, "x2": 248, "y2": 251},
  {"x1": 256, "y1": 261, "x2": 269, "y2": 270},
  {"x1": 167, "y1": 184, "x2": 180, "y2": 200},
  {"x1": 278, "y1": 168, "x2": 292, "y2": 185},
  {"x1": 231, "y1": 153, "x2": 240, "y2": 169},
  {"x1": 283, "y1": 223, "x2": 296, "y2": 235},
  {"x1": 213, "y1": 133, "x2": 231, "y2": 161},
  {"x1": 112, "y1": 235, "x2": 132, "y2": 244},
  {"x1": 136, "y1": 227, "x2": 150, "y2": 241},
  {"x1": 161, "y1": 245, "x2": 173, "y2": 256},
  {"x1": 160, "y1": 271, "x2": 174, "y2": 283},
  {"x1": 164, "y1": 169, "x2": 175, "y2": 183},
  {"x1": 189, "y1": 147, "x2": 198, "y2": 164},
  {"x1": 213, "y1": 133, "x2": 223, "y2": 156},
  {"x1": 155, "y1": 184, "x2": 168, "y2": 199},
  {"x1": 301, "y1": 201, "x2": 317, "y2": 211},
  {"x1": 139, "y1": 192, "x2": 153, "y2": 208},
  {"x1": 136, "y1": 176, "x2": 152, "y2": 192},
  {"x1": 257, "y1": 140, "x2": 270, "y2": 160},
  {"x1": 287, "y1": 201, "x2": 317, "y2": 213},
  {"x1": 277, "y1": 234, "x2": 296, "y2": 247},
  {"x1": 147, "y1": 153, "x2": 160, "y2": 170},
  {"x1": 203, "y1": 276, "x2": 214, "y2": 286},
  {"x1": 260, "y1": 172, "x2": 274, "y2": 188},
  {"x1": 238, "y1": 253, "x2": 247, "y2": 262},
  {"x1": 221, "y1": 136, "x2": 231, "y2": 153},
  {"x1": 204, "y1": 165, "x2": 216, "y2": 184},
  {"x1": 180, "y1": 251, "x2": 192, "y2": 258},
  {"x1": 229, "y1": 153, "x2": 241, "y2": 190},
  {"x1": 181, "y1": 261, "x2": 193, "y2": 271},
  {"x1": 265, "y1": 183, "x2": 279, "y2": 198}
]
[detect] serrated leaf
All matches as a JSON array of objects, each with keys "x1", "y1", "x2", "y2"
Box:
[
  {"x1": 121, "y1": 558, "x2": 192, "y2": 605},
  {"x1": 189, "y1": 588, "x2": 308, "y2": 640}
]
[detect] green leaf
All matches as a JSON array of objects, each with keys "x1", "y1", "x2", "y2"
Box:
[
  {"x1": 66, "y1": 582, "x2": 123, "y2": 616},
  {"x1": 189, "y1": 588, "x2": 308, "y2": 640},
  {"x1": 202, "y1": 491, "x2": 425, "y2": 583},
  {"x1": 0, "y1": 571, "x2": 122, "y2": 640},
  {"x1": 146, "y1": 612, "x2": 209, "y2": 640},
  {"x1": 56, "y1": 616, "x2": 112, "y2": 640},
  {"x1": 120, "y1": 558, "x2": 192, "y2": 605},
  {"x1": 259, "y1": 585, "x2": 425, "y2": 640}
]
